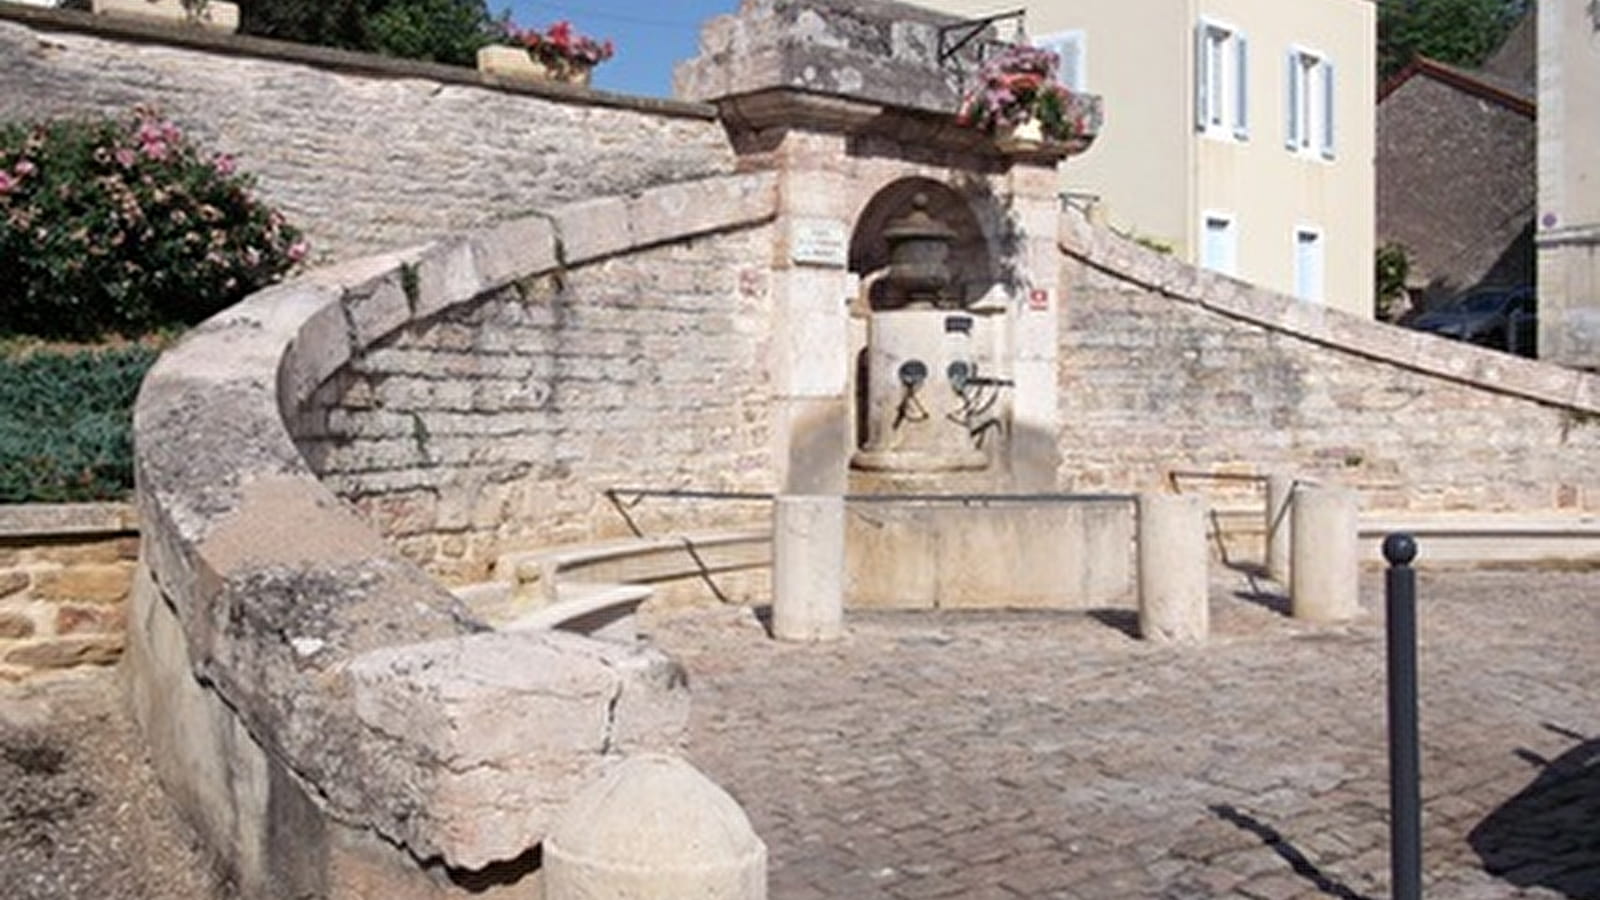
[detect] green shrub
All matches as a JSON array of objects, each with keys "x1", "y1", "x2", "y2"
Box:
[
  {"x1": 0, "y1": 106, "x2": 306, "y2": 341},
  {"x1": 0, "y1": 342, "x2": 161, "y2": 503}
]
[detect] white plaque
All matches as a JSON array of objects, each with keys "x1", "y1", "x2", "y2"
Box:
[{"x1": 789, "y1": 218, "x2": 848, "y2": 268}]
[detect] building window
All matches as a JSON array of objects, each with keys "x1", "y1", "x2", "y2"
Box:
[
  {"x1": 1294, "y1": 227, "x2": 1325, "y2": 302},
  {"x1": 1202, "y1": 213, "x2": 1238, "y2": 276},
  {"x1": 1035, "y1": 30, "x2": 1086, "y2": 91},
  {"x1": 1195, "y1": 19, "x2": 1249, "y2": 140},
  {"x1": 1286, "y1": 48, "x2": 1335, "y2": 159}
]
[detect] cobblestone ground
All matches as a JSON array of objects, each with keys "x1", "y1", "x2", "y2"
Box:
[{"x1": 646, "y1": 569, "x2": 1600, "y2": 900}]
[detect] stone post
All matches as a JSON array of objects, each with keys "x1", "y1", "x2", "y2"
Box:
[
  {"x1": 1137, "y1": 493, "x2": 1208, "y2": 643},
  {"x1": 545, "y1": 754, "x2": 767, "y2": 900},
  {"x1": 771, "y1": 494, "x2": 845, "y2": 642},
  {"x1": 1265, "y1": 473, "x2": 1295, "y2": 583},
  {"x1": 1290, "y1": 487, "x2": 1360, "y2": 622}
]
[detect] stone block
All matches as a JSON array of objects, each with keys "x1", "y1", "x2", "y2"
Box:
[
  {"x1": 284, "y1": 293, "x2": 355, "y2": 406},
  {"x1": 552, "y1": 195, "x2": 632, "y2": 265},
  {"x1": 0, "y1": 571, "x2": 27, "y2": 599},
  {"x1": 472, "y1": 214, "x2": 560, "y2": 288},
  {"x1": 342, "y1": 268, "x2": 413, "y2": 351},
  {"x1": 411, "y1": 239, "x2": 487, "y2": 321},
  {"x1": 55, "y1": 603, "x2": 125, "y2": 635},
  {"x1": 6, "y1": 634, "x2": 123, "y2": 668},
  {"x1": 0, "y1": 610, "x2": 35, "y2": 639},
  {"x1": 34, "y1": 563, "x2": 134, "y2": 604}
]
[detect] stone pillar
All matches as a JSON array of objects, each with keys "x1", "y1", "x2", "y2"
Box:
[
  {"x1": 771, "y1": 494, "x2": 845, "y2": 642},
  {"x1": 1290, "y1": 487, "x2": 1360, "y2": 622},
  {"x1": 545, "y1": 754, "x2": 767, "y2": 900},
  {"x1": 1137, "y1": 493, "x2": 1208, "y2": 643},
  {"x1": 1265, "y1": 473, "x2": 1295, "y2": 583}
]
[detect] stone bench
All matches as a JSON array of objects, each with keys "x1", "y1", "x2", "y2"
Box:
[{"x1": 452, "y1": 529, "x2": 772, "y2": 639}]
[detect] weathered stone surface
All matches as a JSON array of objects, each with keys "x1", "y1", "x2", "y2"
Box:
[
  {"x1": 6, "y1": 635, "x2": 122, "y2": 668},
  {"x1": 0, "y1": 10, "x2": 731, "y2": 263},
  {"x1": 1057, "y1": 209, "x2": 1600, "y2": 515},
  {"x1": 0, "y1": 611, "x2": 35, "y2": 639},
  {"x1": 1137, "y1": 493, "x2": 1209, "y2": 643},
  {"x1": 33, "y1": 563, "x2": 134, "y2": 604},
  {"x1": 545, "y1": 754, "x2": 767, "y2": 900},
  {"x1": 55, "y1": 603, "x2": 125, "y2": 635},
  {"x1": 0, "y1": 572, "x2": 27, "y2": 599}
]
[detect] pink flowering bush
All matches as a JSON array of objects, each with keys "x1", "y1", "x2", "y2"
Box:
[
  {"x1": 0, "y1": 106, "x2": 307, "y2": 340},
  {"x1": 956, "y1": 45, "x2": 1085, "y2": 142},
  {"x1": 498, "y1": 19, "x2": 614, "y2": 78}
]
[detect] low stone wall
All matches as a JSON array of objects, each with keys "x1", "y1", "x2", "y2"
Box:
[
  {"x1": 129, "y1": 174, "x2": 775, "y2": 897},
  {"x1": 0, "y1": 504, "x2": 137, "y2": 681},
  {"x1": 1056, "y1": 211, "x2": 1600, "y2": 515},
  {"x1": 0, "y1": 4, "x2": 731, "y2": 261}
]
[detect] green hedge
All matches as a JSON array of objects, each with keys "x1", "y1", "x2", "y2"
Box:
[{"x1": 0, "y1": 343, "x2": 160, "y2": 503}]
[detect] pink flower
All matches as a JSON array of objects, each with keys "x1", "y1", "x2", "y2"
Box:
[
  {"x1": 141, "y1": 140, "x2": 169, "y2": 161},
  {"x1": 211, "y1": 153, "x2": 236, "y2": 176},
  {"x1": 114, "y1": 147, "x2": 137, "y2": 168},
  {"x1": 287, "y1": 240, "x2": 309, "y2": 263},
  {"x1": 0, "y1": 172, "x2": 14, "y2": 195},
  {"x1": 12, "y1": 159, "x2": 35, "y2": 178},
  {"x1": 137, "y1": 120, "x2": 164, "y2": 145}
]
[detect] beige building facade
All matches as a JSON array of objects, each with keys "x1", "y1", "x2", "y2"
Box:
[
  {"x1": 919, "y1": 0, "x2": 1376, "y2": 317},
  {"x1": 1537, "y1": 0, "x2": 1600, "y2": 367}
]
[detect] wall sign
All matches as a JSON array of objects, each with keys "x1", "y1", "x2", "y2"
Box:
[
  {"x1": 790, "y1": 218, "x2": 848, "y2": 268},
  {"x1": 1028, "y1": 288, "x2": 1050, "y2": 310}
]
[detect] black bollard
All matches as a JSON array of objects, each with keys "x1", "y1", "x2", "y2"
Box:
[{"x1": 1383, "y1": 533, "x2": 1421, "y2": 900}]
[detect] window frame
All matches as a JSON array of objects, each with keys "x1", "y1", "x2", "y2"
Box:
[
  {"x1": 1286, "y1": 45, "x2": 1335, "y2": 160},
  {"x1": 1195, "y1": 18, "x2": 1249, "y2": 141},
  {"x1": 1034, "y1": 29, "x2": 1087, "y2": 92},
  {"x1": 1293, "y1": 225, "x2": 1326, "y2": 303},
  {"x1": 1201, "y1": 211, "x2": 1239, "y2": 277}
]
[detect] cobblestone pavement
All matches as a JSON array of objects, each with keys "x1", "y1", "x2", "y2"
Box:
[{"x1": 645, "y1": 569, "x2": 1600, "y2": 900}]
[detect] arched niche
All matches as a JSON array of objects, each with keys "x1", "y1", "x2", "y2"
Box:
[{"x1": 847, "y1": 177, "x2": 1000, "y2": 310}]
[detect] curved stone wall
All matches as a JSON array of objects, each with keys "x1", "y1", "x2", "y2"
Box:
[
  {"x1": 1057, "y1": 211, "x2": 1600, "y2": 513},
  {"x1": 128, "y1": 173, "x2": 777, "y2": 896}
]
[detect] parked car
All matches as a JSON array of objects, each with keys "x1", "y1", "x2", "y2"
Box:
[{"x1": 1408, "y1": 286, "x2": 1536, "y2": 356}]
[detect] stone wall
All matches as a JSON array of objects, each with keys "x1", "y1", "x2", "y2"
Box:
[
  {"x1": 0, "y1": 504, "x2": 136, "y2": 681},
  {"x1": 294, "y1": 226, "x2": 778, "y2": 585},
  {"x1": 0, "y1": 5, "x2": 732, "y2": 261},
  {"x1": 1056, "y1": 211, "x2": 1600, "y2": 514}
]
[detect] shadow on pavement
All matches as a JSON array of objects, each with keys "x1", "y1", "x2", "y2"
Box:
[
  {"x1": 1468, "y1": 727, "x2": 1600, "y2": 898},
  {"x1": 1209, "y1": 804, "x2": 1374, "y2": 900}
]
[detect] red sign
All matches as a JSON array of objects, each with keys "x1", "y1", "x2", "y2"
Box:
[{"x1": 1028, "y1": 288, "x2": 1050, "y2": 310}]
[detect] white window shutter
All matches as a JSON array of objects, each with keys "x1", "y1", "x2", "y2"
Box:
[
  {"x1": 1233, "y1": 31, "x2": 1250, "y2": 140},
  {"x1": 1063, "y1": 33, "x2": 1085, "y2": 92},
  {"x1": 1320, "y1": 59, "x2": 1336, "y2": 159},
  {"x1": 1285, "y1": 51, "x2": 1299, "y2": 149},
  {"x1": 1196, "y1": 24, "x2": 1210, "y2": 131}
]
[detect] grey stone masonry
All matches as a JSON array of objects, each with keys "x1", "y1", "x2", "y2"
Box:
[
  {"x1": 1057, "y1": 210, "x2": 1600, "y2": 514},
  {"x1": 0, "y1": 5, "x2": 732, "y2": 262}
]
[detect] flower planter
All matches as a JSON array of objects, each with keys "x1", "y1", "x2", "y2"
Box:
[
  {"x1": 993, "y1": 119, "x2": 1048, "y2": 153},
  {"x1": 90, "y1": 0, "x2": 239, "y2": 33},
  {"x1": 477, "y1": 45, "x2": 592, "y2": 87}
]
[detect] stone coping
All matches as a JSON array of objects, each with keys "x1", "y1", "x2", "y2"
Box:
[
  {"x1": 130, "y1": 172, "x2": 776, "y2": 870},
  {"x1": 0, "y1": 502, "x2": 136, "y2": 539},
  {"x1": 0, "y1": 2, "x2": 716, "y2": 120},
  {"x1": 1058, "y1": 210, "x2": 1600, "y2": 415}
]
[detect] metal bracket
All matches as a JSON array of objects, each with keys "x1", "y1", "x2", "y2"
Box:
[{"x1": 936, "y1": 8, "x2": 1027, "y2": 67}]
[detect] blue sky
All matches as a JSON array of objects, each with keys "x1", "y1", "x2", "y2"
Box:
[{"x1": 500, "y1": 0, "x2": 742, "y2": 97}]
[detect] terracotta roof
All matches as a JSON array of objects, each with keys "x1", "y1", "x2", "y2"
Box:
[{"x1": 1377, "y1": 56, "x2": 1534, "y2": 117}]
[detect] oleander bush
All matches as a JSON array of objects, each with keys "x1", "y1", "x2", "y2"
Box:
[
  {"x1": 0, "y1": 341, "x2": 162, "y2": 503},
  {"x1": 0, "y1": 106, "x2": 306, "y2": 341}
]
